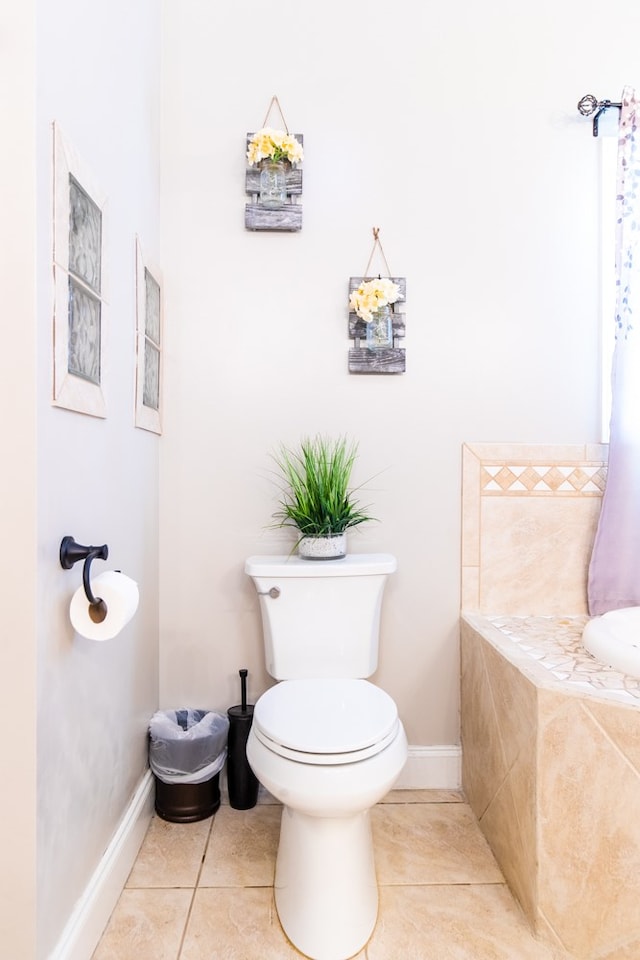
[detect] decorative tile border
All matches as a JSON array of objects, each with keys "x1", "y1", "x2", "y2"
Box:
[{"x1": 481, "y1": 463, "x2": 607, "y2": 496}]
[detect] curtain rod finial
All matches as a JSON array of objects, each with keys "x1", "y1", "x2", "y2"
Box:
[{"x1": 578, "y1": 94, "x2": 599, "y2": 116}]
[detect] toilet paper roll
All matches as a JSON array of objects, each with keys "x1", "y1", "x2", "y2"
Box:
[{"x1": 70, "y1": 570, "x2": 139, "y2": 641}]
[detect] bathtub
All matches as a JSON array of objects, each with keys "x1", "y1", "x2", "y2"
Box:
[
  {"x1": 461, "y1": 612, "x2": 640, "y2": 960},
  {"x1": 582, "y1": 606, "x2": 640, "y2": 680}
]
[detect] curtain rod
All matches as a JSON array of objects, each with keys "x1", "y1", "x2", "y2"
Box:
[{"x1": 577, "y1": 94, "x2": 622, "y2": 137}]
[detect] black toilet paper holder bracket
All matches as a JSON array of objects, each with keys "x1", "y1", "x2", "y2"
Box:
[{"x1": 60, "y1": 535, "x2": 109, "y2": 620}]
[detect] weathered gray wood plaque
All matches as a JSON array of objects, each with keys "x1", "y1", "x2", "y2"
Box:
[
  {"x1": 348, "y1": 276, "x2": 406, "y2": 375},
  {"x1": 245, "y1": 204, "x2": 303, "y2": 232},
  {"x1": 348, "y1": 347, "x2": 406, "y2": 374},
  {"x1": 245, "y1": 132, "x2": 303, "y2": 232}
]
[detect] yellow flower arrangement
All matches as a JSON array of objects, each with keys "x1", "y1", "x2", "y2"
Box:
[
  {"x1": 349, "y1": 278, "x2": 402, "y2": 324},
  {"x1": 247, "y1": 127, "x2": 304, "y2": 166}
]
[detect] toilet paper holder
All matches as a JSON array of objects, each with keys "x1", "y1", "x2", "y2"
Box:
[{"x1": 60, "y1": 535, "x2": 109, "y2": 623}]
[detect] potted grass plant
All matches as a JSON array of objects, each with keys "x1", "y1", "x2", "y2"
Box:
[{"x1": 271, "y1": 435, "x2": 375, "y2": 559}]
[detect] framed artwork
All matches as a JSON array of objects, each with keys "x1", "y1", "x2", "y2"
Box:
[
  {"x1": 134, "y1": 237, "x2": 162, "y2": 434},
  {"x1": 52, "y1": 122, "x2": 108, "y2": 417}
]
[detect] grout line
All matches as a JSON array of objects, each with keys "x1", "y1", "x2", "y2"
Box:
[
  {"x1": 175, "y1": 813, "x2": 216, "y2": 959},
  {"x1": 375, "y1": 880, "x2": 508, "y2": 889},
  {"x1": 579, "y1": 699, "x2": 640, "y2": 778}
]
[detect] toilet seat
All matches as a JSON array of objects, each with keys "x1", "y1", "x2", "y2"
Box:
[{"x1": 253, "y1": 678, "x2": 399, "y2": 766}]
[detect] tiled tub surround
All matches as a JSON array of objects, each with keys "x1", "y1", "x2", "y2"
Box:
[
  {"x1": 486, "y1": 614, "x2": 640, "y2": 703},
  {"x1": 460, "y1": 444, "x2": 640, "y2": 959},
  {"x1": 461, "y1": 614, "x2": 640, "y2": 959},
  {"x1": 461, "y1": 442, "x2": 608, "y2": 616}
]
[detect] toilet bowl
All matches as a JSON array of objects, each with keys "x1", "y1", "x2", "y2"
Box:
[
  {"x1": 245, "y1": 553, "x2": 407, "y2": 959},
  {"x1": 246, "y1": 677, "x2": 408, "y2": 960}
]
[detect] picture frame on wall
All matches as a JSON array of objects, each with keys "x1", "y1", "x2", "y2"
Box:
[
  {"x1": 52, "y1": 122, "x2": 108, "y2": 417},
  {"x1": 134, "y1": 237, "x2": 162, "y2": 434}
]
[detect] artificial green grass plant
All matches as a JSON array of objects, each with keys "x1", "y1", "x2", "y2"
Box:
[{"x1": 271, "y1": 435, "x2": 375, "y2": 538}]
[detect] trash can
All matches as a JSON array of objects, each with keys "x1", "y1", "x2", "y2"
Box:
[{"x1": 149, "y1": 708, "x2": 229, "y2": 823}]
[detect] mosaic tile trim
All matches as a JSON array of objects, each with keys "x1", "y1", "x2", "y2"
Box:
[
  {"x1": 487, "y1": 615, "x2": 640, "y2": 703},
  {"x1": 481, "y1": 464, "x2": 607, "y2": 496}
]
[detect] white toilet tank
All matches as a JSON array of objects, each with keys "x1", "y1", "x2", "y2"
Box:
[{"x1": 245, "y1": 553, "x2": 397, "y2": 680}]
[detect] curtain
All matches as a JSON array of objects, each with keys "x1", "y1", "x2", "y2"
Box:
[{"x1": 588, "y1": 86, "x2": 640, "y2": 615}]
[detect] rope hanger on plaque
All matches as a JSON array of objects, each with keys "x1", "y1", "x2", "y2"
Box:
[
  {"x1": 363, "y1": 227, "x2": 393, "y2": 278},
  {"x1": 245, "y1": 95, "x2": 304, "y2": 233},
  {"x1": 260, "y1": 95, "x2": 290, "y2": 132},
  {"x1": 348, "y1": 227, "x2": 406, "y2": 375}
]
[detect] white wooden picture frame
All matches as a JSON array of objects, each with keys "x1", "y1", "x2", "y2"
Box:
[
  {"x1": 52, "y1": 122, "x2": 108, "y2": 417},
  {"x1": 134, "y1": 237, "x2": 162, "y2": 434}
]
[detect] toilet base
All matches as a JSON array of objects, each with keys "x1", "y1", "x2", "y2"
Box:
[
  {"x1": 275, "y1": 805, "x2": 377, "y2": 960},
  {"x1": 246, "y1": 715, "x2": 408, "y2": 958}
]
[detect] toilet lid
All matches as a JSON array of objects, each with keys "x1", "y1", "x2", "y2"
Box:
[{"x1": 253, "y1": 679, "x2": 399, "y2": 762}]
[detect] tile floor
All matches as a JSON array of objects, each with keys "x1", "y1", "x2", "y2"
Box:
[{"x1": 92, "y1": 789, "x2": 570, "y2": 960}]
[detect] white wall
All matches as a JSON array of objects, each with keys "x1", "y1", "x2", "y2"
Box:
[
  {"x1": 0, "y1": 2, "x2": 37, "y2": 956},
  {"x1": 1, "y1": 3, "x2": 635, "y2": 955},
  {"x1": 33, "y1": 2, "x2": 161, "y2": 957},
  {"x1": 159, "y1": 0, "x2": 640, "y2": 749}
]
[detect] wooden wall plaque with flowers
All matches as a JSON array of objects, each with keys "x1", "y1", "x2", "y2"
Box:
[
  {"x1": 348, "y1": 276, "x2": 407, "y2": 374},
  {"x1": 245, "y1": 99, "x2": 304, "y2": 232}
]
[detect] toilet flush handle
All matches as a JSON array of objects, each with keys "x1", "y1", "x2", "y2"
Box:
[{"x1": 257, "y1": 586, "x2": 281, "y2": 599}]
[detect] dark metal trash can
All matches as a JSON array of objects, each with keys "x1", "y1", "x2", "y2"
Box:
[
  {"x1": 154, "y1": 773, "x2": 221, "y2": 823},
  {"x1": 149, "y1": 708, "x2": 229, "y2": 823}
]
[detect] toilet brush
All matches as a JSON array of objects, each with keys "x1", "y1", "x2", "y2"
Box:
[{"x1": 226, "y1": 669, "x2": 259, "y2": 810}]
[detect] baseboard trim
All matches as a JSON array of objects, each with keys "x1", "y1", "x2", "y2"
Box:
[
  {"x1": 394, "y1": 745, "x2": 462, "y2": 790},
  {"x1": 49, "y1": 769, "x2": 154, "y2": 960}
]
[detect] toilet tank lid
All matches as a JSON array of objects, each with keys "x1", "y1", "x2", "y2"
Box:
[{"x1": 245, "y1": 553, "x2": 397, "y2": 577}]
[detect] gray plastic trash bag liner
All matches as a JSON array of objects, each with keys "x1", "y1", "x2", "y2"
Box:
[{"x1": 149, "y1": 708, "x2": 230, "y2": 785}]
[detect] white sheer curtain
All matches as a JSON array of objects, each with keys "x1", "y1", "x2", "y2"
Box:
[{"x1": 588, "y1": 86, "x2": 640, "y2": 615}]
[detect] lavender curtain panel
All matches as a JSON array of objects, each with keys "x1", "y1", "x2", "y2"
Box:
[{"x1": 588, "y1": 87, "x2": 640, "y2": 615}]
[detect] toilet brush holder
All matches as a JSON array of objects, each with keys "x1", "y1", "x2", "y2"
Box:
[{"x1": 227, "y1": 669, "x2": 259, "y2": 810}]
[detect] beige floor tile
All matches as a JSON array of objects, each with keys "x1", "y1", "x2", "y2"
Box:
[
  {"x1": 372, "y1": 802, "x2": 503, "y2": 885},
  {"x1": 199, "y1": 802, "x2": 280, "y2": 887},
  {"x1": 180, "y1": 887, "x2": 306, "y2": 959},
  {"x1": 596, "y1": 939, "x2": 640, "y2": 960},
  {"x1": 126, "y1": 814, "x2": 212, "y2": 888},
  {"x1": 91, "y1": 888, "x2": 192, "y2": 960},
  {"x1": 93, "y1": 800, "x2": 563, "y2": 960},
  {"x1": 367, "y1": 885, "x2": 570, "y2": 960}
]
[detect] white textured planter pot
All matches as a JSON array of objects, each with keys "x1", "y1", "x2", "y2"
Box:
[{"x1": 298, "y1": 533, "x2": 347, "y2": 560}]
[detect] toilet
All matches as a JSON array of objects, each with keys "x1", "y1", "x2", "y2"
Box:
[{"x1": 245, "y1": 553, "x2": 408, "y2": 960}]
